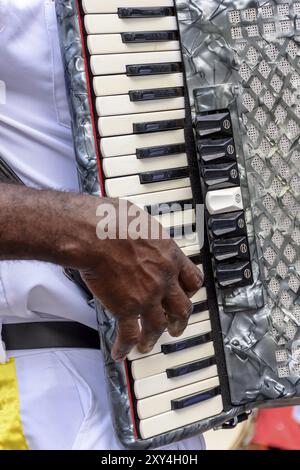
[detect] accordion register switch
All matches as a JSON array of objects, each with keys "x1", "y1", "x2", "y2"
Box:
[{"x1": 196, "y1": 109, "x2": 253, "y2": 288}]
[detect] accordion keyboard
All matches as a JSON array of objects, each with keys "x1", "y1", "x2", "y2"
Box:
[{"x1": 81, "y1": 0, "x2": 223, "y2": 439}]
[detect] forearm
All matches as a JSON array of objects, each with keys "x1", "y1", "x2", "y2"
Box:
[{"x1": 0, "y1": 183, "x2": 99, "y2": 269}]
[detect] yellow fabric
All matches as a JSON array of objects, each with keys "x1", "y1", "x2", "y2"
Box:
[{"x1": 0, "y1": 358, "x2": 28, "y2": 450}]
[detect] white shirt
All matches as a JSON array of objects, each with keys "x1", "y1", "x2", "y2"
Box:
[{"x1": 0, "y1": 0, "x2": 205, "y2": 450}]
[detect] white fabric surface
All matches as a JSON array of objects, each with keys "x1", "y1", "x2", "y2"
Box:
[{"x1": 0, "y1": 0, "x2": 205, "y2": 450}]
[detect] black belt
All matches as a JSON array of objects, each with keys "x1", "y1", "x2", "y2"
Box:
[{"x1": 2, "y1": 322, "x2": 101, "y2": 351}]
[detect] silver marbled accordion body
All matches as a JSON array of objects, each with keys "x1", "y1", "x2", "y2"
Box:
[{"x1": 56, "y1": 0, "x2": 300, "y2": 449}]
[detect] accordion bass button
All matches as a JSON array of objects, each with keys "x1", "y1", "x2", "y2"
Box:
[
  {"x1": 205, "y1": 187, "x2": 243, "y2": 215},
  {"x1": 211, "y1": 236, "x2": 249, "y2": 261},
  {"x1": 198, "y1": 137, "x2": 236, "y2": 163},
  {"x1": 202, "y1": 162, "x2": 240, "y2": 189},
  {"x1": 215, "y1": 261, "x2": 253, "y2": 288},
  {"x1": 195, "y1": 111, "x2": 232, "y2": 137},
  {"x1": 208, "y1": 211, "x2": 246, "y2": 238}
]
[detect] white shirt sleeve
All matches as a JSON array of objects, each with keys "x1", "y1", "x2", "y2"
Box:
[{"x1": 0, "y1": 0, "x2": 96, "y2": 327}]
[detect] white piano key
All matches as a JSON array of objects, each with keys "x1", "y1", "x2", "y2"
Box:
[
  {"x1": 105, "y1": 174, "x2": 190, "y2": 198},
  {"x1": 206, "y1": 187, "x2": 243, "y2": 215},
  {"x1": 155, "y1": 208, "x2": 195, "y2": 229},
  {"x1": 139, "y1": 395, "x2": 223, "y2": 439},
  {"x1": 90, "y1": 50, "x2": 181, "y2": 75},
  {"x1": 83, "y1": 0, "x2": 175, "y2": 14},
  {"x1": 181, "y1": 245, "x2": 201, "y2": 257},
  {"x1": 128, "y1": 320, "x2": 211, "y2": 361},
  {"x1": 96, "y1": 94, "x2": 184, "y2": 116},
  {"x1": 88, "y1": 34, "x2": 179, "y2": 55},
  {"x1": 98, "y1": 109, "x2": 185, "y2": 137},
  {"x1": 85, "y1": 15, "x2": 178, "y2": 35},
  {"x1": 125, "y1": 187, "x2": 193, "y2": 209},
  {"x1": 93, "y1": 73, "x2": 183, "y2": 97},
  {"x1": 103, "y1": 153, "x2": 187, "y2": 178},
  {"x1": 189, "y1": 310, "x2": 210, "y2": 325},
  {"x1": 131, "y1": 341, "x2": 215, "y2": 380},
  {"x1": 137, "y1": 376, "x2": 220, "y2": 419},
  {"x1": 173, "y1": 231, "x2": 199, "y2": 248},
  {"x1": 134, "y1": 364, "x2": 217, "y2": 400},
  {"x1": 190, "y1": 288, "x2": 207, "y2": 304},
  {"x1": 100, "y1": 129, "x2": 185, "y2": 158}
]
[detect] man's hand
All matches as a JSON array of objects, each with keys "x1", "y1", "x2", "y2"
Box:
[
  {"x1": 80, "y1": 199, "x2": 203, "y2": 361},
  {"x1": 0, "y1": 184, "x2": 203, "y2": 361}
]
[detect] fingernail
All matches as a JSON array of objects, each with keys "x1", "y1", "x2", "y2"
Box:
[{"x1": 169, "y1": 322, "x2": 185, "y2": 337}]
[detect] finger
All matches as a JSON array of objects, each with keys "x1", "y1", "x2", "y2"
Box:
[
  {"x1": 179, "y1": 255, "x2": 204, "y2": 296},
  {"x1": 137, "y1": 308, "x2": 168, "y2": 354},
  {"x1": 163, "y1": 285, "x2": 193, "y2": 337},
  {"x1": 111, "y1": 316, "x2": 140, "y2": 362}
]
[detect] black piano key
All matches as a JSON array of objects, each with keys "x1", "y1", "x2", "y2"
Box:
[
  {"x1": 202, "y1": 162, "x2": 240, "y2": 189},
  {"x1": 121, "y1": 31, "x2": 179, "y2": 43},
  {"x1": 137, "y1": 143, "x2": 185, "y2": 159},
  {"x1": 168, "y1": 224, "x2": 195, "y2": 239},
  {"x1": 171, "y1": 386, "x2": 221, "y2": 410},
  {"x1": 212, "y1": 236, "x2": 249, "y2": 261},
  {"x1": 198, "y1": 138, "x2": 236, "y2": 163},
  {"x1": 208, "y1": 211, "x2": 247, "y2": 238},
  {"x1": 129, "y1": 87, "x2": 184, "y2": 102},
  {"x1": 196, "y1": 112, "x2": 232, "y2": 137},
  {"x1": 189, "y1": 253, "x2": 203, "y2": 265},
  {"x1": 134, "y1": 118, "x2": 185, "y2": 134},
  {"x1": 167, "y1": 357, "x2": 216, "y2": 378},
  {"x1": 192, "y1": 300, "x2": 209, "y2": 314},
  {"x1": 145, "y1": 199, "x2": 193, "y2": 216},
  {"x1": 139, "y1": 167, "x2": 189, "y2": 184},
  {"x1": 118, "y1": 7, "x2": 175, "y2": 18},
  {"x1": 216, "y1": 261, "x2": 253, "y2": 288},
  {"x1": 162, "y1": 332, "x2": 212, "y2": 355},
  {"x1": 126, "y1": 62, "x2": 182, "y2": 76}
]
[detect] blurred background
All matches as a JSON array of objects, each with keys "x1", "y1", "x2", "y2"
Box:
[{"x1": 203, "y1": 406, "x2": 300, "y2": 450}]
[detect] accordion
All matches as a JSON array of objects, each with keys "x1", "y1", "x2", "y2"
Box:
[{"x1": 56, "y1": 0, "x2": 300, "y2": 449}]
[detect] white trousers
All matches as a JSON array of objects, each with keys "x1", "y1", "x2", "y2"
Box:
[{"x1": 8, "y1": 348, "x2": 205, "y2": 450}]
